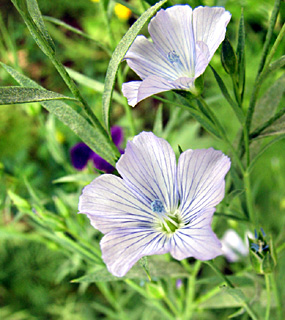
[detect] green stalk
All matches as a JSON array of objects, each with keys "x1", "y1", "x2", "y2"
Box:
[
  {"x1": 270, "y1": 273, "x2": 282, "y2": 320},
  {"x1": 183, "y1": 260, "x2": 201, "y2": 319},
  {"x1": 256, "y1": 0, "x2": 281, "y2": 76},
  {"x1": 197, "y1": 97, "x2": 245, "y2": 174},
  {"x1": 265, "y1": 274, "x2": 271, "y2": 320},
  {"x1": 204, "y1": 261, "x2": 234, "y2": 288},
  {"x1": 244, "y1": 170, "x2": 257, "y2": 227}
]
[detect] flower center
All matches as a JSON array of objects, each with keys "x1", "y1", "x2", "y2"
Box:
[
  {"x1": 167, "y1": 50, "x2": 180, "y2": 64},
  {"x1": 151, "y1": 199, "x2": 183, "y2": 235}
]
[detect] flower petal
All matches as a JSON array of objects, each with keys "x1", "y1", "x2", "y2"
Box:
[
  {"x1": 170, "y1": 208, "x2": 222, "y2": 260},
  {"x1": 116, "y1": 132, "x2": 178, "y2": 212},
  {"x1": 123, "y1": 75, "x2": 179, "y2": 107},
  {"x1": 92, "y1": 154, "x2": 115, "y2": 173},
  {"x1": 193, "y1": 6, "x2": 231, "y2": 62},
  {"x1": 122, "y1": 81, "x2": 141, "y2": 107},
  {"x1": 111, "y1": 126, "x2": 124, "y2": 147},
  {"x1": 148, "y1": 5, "x2": 196, "y2": 78},
  {"x1": 70, "y1": 142, "x2": 94, "y2": 170},
  {"x1": 124, "y1": 35, "x2": 177, "y2": 80},
  {"x1": 177, "y1": 148, "x2": 231, "y2": 220},
  {"x1": 101, "y1": 227, "x2": 169, "y2": 277},
  {"x1": 78, "y1": 174, "x2": 155, "y2": 234}
]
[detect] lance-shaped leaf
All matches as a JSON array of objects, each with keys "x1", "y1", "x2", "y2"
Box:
[
  {"x1": 1, "y1": 62, "x2": 117, "y2": 165},
  {"x1": 236, "y1": 10, "x2": 245, "y2": 100},
  {"x1": 0, "y1": 86, "x2": 76, "y2": 104},
  {"x1": 102, "y1": 0, "x2": 167, "y2": 131}
]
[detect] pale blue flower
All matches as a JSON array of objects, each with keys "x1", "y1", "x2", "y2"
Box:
[
  {"x1": 79, "y1": 132, "x2": 231, "y2": 277},
  {"x1": 122, "y1": 5, "x2": 231, "y2": 107}
]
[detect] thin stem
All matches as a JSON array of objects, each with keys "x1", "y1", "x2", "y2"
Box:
[
  {"x1": 197, "y1": 97, "x2": 245, "y2": 174},
  {"x1": 270, "y1": 273, "x2": 282, "y2": 320},
  {"x1": 244, "y1": 171, "x2": 257, "y2": 227},
  {"x1": 163, "y1": 295, "x2": 180, "y2": 318},
  {"x1": 256, "y1": 0, "x2": 281, "y2": 76},
  {"x1": 204, "y1": 260, "x2": 234, "y2": 288},
  {"x1": 264, "y1": 22, "x2": 285, "y2": 70},
  {"x1": 265, "y1": 274, "x2": 271, "y2": 320},
  {"x1": 183, "y1": 260, "x2": 201, "y2": 319}
]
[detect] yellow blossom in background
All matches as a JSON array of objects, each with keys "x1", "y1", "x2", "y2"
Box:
[
  {"x1": 90, "y1": 0, "x2": 99, "y2": 3},
  {"x1": 114, "y1": 3, "x2": 132, "y2": 20},
  {"x1": 56, "y1": 130, "x2": 65, "y2": 144}
]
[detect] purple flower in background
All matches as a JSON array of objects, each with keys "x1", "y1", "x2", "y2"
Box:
[
  {"x1": 79, "y1": 132, "x2": 231, "y2": 277},
  {"x1": 122, "y1": 5, "x2": 231, "y2": 107},
  {"x1": 70, "y1": 126, "x2": 124, "y2": 173}
]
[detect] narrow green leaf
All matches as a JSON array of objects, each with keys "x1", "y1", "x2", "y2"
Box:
[
  {"x1": 26, "y1": 0, "x2": 55, "y2": 52},
  {"x1": 1, "y1": 62, "x2": 117, "y2": 165},
  {"x1": 236, "y1": 10, "x2": 245, "y2": 100},
  {"x1": 66, "y1": 67, "x2": 125, "y2": 105},
  {"x1": 252, "y1": 75, "x2": 285, "y2": 130},
  {"x1": 210, "y1": 65, "x2": 244, "y2": 124},
  {"x1": 11, "y1": 0, "x2": 54, "y2": 57},
  {"x1": 72, "y1": 259, "x2": 187, "y2": 282},
  {"x1": 221, "y1": 37, "x2": 237, "y2": 75},
  {"x1": 153, "y1": 104, "x2": 163, "y2": 136},
  {"x1": 0, "y1": 86, "x2": 76, "y2": 105},
  {"x1": 102, "y1": 0, "x2": 167, "y2": 131}
]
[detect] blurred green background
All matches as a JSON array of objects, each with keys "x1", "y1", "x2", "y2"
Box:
[{"x1": 0, "y1": 0, "x2": 284, "y2": 319}]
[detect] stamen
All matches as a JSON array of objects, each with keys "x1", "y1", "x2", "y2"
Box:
[
  {"x1": 151, "y1": 199, "x2": 165, "y2": 214},
  {"x1": 167, "y1": 50, "x2": 180, "y2": 63}
]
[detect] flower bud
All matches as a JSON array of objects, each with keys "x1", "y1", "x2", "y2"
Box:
[
  {"x1": 221, "y1": 37, "x2": 237, "y2": 75},
  {"x1": 248, "y1": 228, "x2": 277, "y2": 274}
]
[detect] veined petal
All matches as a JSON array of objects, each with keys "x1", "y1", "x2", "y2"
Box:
[
  {"x1": 123, "y1": 75, "x2": 181, "y2": 107},
  {"x1": 193, "y1": 6, "x2": 231, "y2": 62},
  {"x1": 124, "y1": 35, "x2": 177, "y2": 80},
  {"x1": 149, "y1": 5, "x2": 196, "y2": 78},
  {"x1": 101, "y1": 227, "x2": 169, "y2": 277},
  {"x1": 78, "y1": 174, "x2": 155, "y2": 234},
  {"x1": 116, "y1": 132, "x2": 178, "y2": 212},
  {"x1": 170, "y1": 208, "x2": 222, "y2": 260},
  {"x1": 122, "y1": 81, "x2": 141, "y2": 107},
  {"x1": 177, "y1": 148, "x2": 230, "y2": 220}
]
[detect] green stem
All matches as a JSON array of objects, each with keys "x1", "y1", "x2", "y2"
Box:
[
  {"x1": 256, "y1": 0, "x2": 281, "y2": 76},
  {"x1": 270, "y1": 273, "x2": 282, "y2": 320},
  {"x1": 263, "y1": 22, "x2": 285, "y2": 70},
  {"x1": 204, "y1": 260, "x2": 234, "y2": 288},
  {"x1": 183, "y1": 260, "x2": 201, "y2": 319},
  {"x1": 124, "y1": 279, "x2": 175, "y2": 320},
  {"x1": 197, "y1": 97, "x2": 245, "y2": 174},
  {"x1": 244, "y1": 171, "x2": 257, "y2": 227},
  {"x1": 265, "y1": 274, "x2": 271, "y2": 320}
]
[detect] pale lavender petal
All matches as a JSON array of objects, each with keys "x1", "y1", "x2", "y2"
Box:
[
  {"x1": 78, "y1": 174, "x2": 155, "y2": 234},
  {"x1": 123, "y1": 75, "x2": 180, "y2": 107},
  {"x1": 177, "y1": 148, "x2": 231, "y2": 221},
  {"x1": 193, "y1": 41, "x2": 210, "y2": 79},
  {"x1": 116, "y1": 132, "x2": 178, "y2": 212},
  {"x1": 170, "y1": 208, "x2": 222, "y2": 260},
  {"x1": 148, "y1": 5, "x2": 196, "y2": 78},
  {"x1": 124, "y1": 35, "x2": 177, "y2": 80},
  {"x1": 101, "y1": 227, "x2": 169, "y2": 277},
  {"x1": 122, "y1": 81, "x2": 141, "y2": 107},
  {"x1": 193, "y1": 6, "x2": 231, "y2": 62}
]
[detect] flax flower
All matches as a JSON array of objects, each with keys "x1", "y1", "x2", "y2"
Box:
[
  {"x1": 79, "y1": 132, "x2": 230, "y2": 277},
  {"x1": 122, "y1": 5, "x2": 231, "y2": 107}
]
